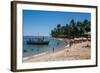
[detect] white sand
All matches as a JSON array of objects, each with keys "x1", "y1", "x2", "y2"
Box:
[{"x1": 23, "y1": 41, "x2": 91, "y2": 62}]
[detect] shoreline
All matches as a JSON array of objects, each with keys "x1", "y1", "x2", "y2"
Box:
[{"x1": 23, "y1": 40, "x2": 91, "y2": 62}]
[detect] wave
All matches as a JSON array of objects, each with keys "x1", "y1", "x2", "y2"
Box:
[{"x1": 23, "y1": 52, "x2": 49, "y2": 61}]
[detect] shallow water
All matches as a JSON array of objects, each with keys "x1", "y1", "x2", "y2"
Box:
[{"x1": 23, "y1": 36, "x2": 66, "y2": 57}]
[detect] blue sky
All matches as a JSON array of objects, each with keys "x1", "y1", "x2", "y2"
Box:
[{"x1": 23, "y1": 10, "x2": 91, "y2": 36}]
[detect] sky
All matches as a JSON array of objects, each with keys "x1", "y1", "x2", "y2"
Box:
[{"x1": 23, "y1": 10, "x2": 91, "y2": 36}]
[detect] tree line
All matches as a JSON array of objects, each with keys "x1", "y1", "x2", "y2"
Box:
[{"x1": 50, "y1": 19, "x2": 91, "y2": 39}]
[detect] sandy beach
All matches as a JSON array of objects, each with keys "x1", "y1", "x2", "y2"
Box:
[{"x1": 23, "y1": 40, "x2": 91, "y2": 63}]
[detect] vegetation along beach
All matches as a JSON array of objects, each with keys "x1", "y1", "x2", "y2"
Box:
[{"x1": 23, "y1": 10, "x2": 91, "y2": 62}]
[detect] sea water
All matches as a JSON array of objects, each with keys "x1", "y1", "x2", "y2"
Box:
[{"x1": 23, "y1": 36, "x2": 67, "y2": 57}]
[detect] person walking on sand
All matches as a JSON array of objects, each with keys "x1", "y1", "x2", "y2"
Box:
[{"x1": 65, "y1": 49, "x2": 70, "y2": 57}]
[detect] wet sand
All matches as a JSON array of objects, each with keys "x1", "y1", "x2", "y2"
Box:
[{"x1": 23, "y1": 41, "x2": 91, "y2": 62}]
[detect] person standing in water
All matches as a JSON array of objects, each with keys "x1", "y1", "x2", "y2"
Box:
[{"x1": 53, "y1": 47, "x2": 54, "y2": 52}]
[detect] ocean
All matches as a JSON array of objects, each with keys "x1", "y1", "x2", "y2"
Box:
[{"x1": 23, "y1": 36, "x2": 67, "y2": 58}]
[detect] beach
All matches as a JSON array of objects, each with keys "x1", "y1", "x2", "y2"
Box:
[{"x1": 23, "y1": 40, "x2": 91, "y2": 62}]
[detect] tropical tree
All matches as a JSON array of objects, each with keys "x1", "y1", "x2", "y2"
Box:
[{"x1": 50, "y1": 19, "x2": 91, "y2": 38}]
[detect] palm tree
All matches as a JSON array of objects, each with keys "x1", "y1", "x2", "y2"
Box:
[
  {"x1": 69, "y1": 19, "x2": 76, "y2": 39},
  {"x1": 50, "y1": 19, "x2": 91, "y2": 39}
]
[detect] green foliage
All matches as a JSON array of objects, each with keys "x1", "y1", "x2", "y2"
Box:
[{"x1": 51, "y1": 19, "x2": 91, "y2": 38}]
